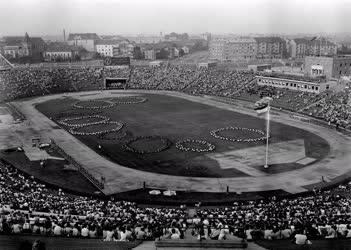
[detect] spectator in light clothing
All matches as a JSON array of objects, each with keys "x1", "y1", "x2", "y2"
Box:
[
  {"x1": 171, "y1": 228, "x2": 180, "y2": 239},
  {"x1": 53, "y1": 224, "x2": 62, "y2": 236},
  {"x1": 294, "y1": 230, "x2": 311, "y2": 245},
  {"x1": 81, "y1": 225, "x2": 89, "y2": 238}
]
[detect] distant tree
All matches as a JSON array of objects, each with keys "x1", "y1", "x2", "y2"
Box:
[
  {"x1": 338, "y1": 45, "x2": 351, "y2": 55},
  {"x1": 55, "y1": 55, "x2": 63, "y2": 62},
  {"x1": 74, "y1": 54, "x2": 81, "y2": 61},
  {"x1": 192, "y1": 40, "x2": 207, "y2": 52},
  {"x1": 133, "y1": 46, "x2": 143, "y2": 59},
  {"x1": 93, "y1": 52, "x2": 102, "y2": 59},
  {"x1": 181, "y1": 33, "x2": 189, "y2": 40},
  {"x1": 179, "y1": 49, "x2": 185, "y2": 57},
  {"x1": 156, "y1": 48, "x2": 169, "y2": 59}
]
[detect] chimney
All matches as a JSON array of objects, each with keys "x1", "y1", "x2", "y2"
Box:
[{"x1": 63, "y1": 29, "x2": 66, "y2": 42}]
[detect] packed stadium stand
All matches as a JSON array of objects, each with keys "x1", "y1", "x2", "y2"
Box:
[
  {"x1": 1, "y1": 158, "x2": 351, "y2": 248},
  {"x1": 0, "y1": 65, "x2": 349, "y2": 129}
]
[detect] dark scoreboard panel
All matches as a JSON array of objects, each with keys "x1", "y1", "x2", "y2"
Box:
[{"x1": 104, "y1": 57, "x2": 131, "y2": 66}]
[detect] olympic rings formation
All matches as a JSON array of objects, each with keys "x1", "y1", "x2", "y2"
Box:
[
  {"x1": 110, "y1": 96, "x2": 147, "y2": 104},
  {"x1": 124, "y1": 136, "x2": 171, "y2": 154},
  {"x1": 176, "y1": 139, "x2": 215, "y2": 152},
  {"x1": 58, "y1": 115, "x2": 110, "y2": 128},
  {"x1": 73, "y1": 100, "x2": 115, "y2": 110},
  {"x1": 70, "y1": 121, "x2": 124, "y2": 136},
  {"x1": 210, "y1": 126, "x2": 266, "y2": 142}
]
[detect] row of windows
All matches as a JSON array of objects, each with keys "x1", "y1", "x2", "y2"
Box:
[
  {"x1": 338, "y1": 63, "x2": 351, "y2": 67},
  {"x1": 46, "y1": 54, "x2": 72, "y2": 58},
  {"x1": 258, "y1": 78, "x2": 319, "y2": 91}
]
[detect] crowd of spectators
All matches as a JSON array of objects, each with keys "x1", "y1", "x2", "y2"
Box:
[
  {"x1": 0, "y1": 161, "x2": 186, "y2": 240},
  {"x1": 0, "y1": 67, "x2": 104, "y2": 101},
  {"x1": 2, "y1": 160, "x2": 351, "y2": 243},
  {"x1": 0, "y1": 65, "x2": 350, "y2": 128},
  {"x1": 235, "y1": 83, "x2": 325, "y2": 111},
  {"x1": 302, "y1": 89, "x2": 351, "y2": 129}
]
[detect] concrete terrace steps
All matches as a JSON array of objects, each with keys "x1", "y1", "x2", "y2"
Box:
[
  {"x1": 155, "y1": 239, "x2": 248, "y2": 249},
  {"x1": 0, "y1": 235, "x2": 141, "y2": 250}
]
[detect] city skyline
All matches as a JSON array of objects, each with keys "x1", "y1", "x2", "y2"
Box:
[{"x1": 0, "y1": 0, "x2": 350, "y2": 36}]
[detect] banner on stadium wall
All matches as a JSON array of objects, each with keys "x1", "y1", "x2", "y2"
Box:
[
  {"x1": 105, "y1": 78, "x2": 128, "y2": 89},
  {"x1": 103, "y1": 57, "x2": 130, "y2": 66}
]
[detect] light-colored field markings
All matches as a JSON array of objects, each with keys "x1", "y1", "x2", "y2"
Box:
[
  {"x1": 296, "y1": 157, "x2": 316, "y2": 165},
  {"x1": 208, "y1": 139, "x2": 315, "y2": 176},
  {"x1": 0, "y1": 129, "x2": 18, "y2": 150},
  {"x1": 0, "y1": 107, "x2": 13, "y2": 124},
  {"x1": 0, "y1": 107, "x2": 9, "y2": 115},
  {"x1": 22, "y1": 145, "x2": 65, "y2": 161}
]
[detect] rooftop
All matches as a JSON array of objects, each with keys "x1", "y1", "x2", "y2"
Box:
[
  {"x1": 67, "y1": 33, "x2": 100, "y2": 41},
  {"x1": 46, "y1": 43, "x2": 79, "y2": 52},
  {"x1": 4, "y1": 35, "x2": 45, "y2": 46},
  {"x1": 227, "y1": 38, "x2": 256, "y2": 44},
  {"x1": 254, "y1": 36, "x2": 285, "y2": 43},
  {"x1": 95, "y1": 39, "x2": 126, "y2": 45}
]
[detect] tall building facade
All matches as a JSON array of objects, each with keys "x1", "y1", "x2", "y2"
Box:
[
  {"x1": 209, "y1": 38, "x2": 257, "y2": 61},
  {"x1": 96, "y1": 40, "x2": 135, "y2": 58},
  {"x1": 254, "y1": 37, "x2": 285, "y2": 59},
  {"x1": 144, "y1": 49, "x2": 156, "y2": 60},
  {"x1": 309, "y1": 37, "x2": 337, "y2": 57},
  {"x1": 289, "y1": 38, "x2": 310, "y2": 58},
  {"x1": 289, "y1": 37, "x2": 337, "y2": 59},
  {"x1": 67, "y1": 33, "x2": 100, "y2": 52}
]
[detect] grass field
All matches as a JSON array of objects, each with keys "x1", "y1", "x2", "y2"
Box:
[{"x1": 36, "y1": 93, "x2": 330, "y2": 179}]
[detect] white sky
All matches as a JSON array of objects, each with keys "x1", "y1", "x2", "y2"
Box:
[{"x1": 0, "y1": 0, "x2": 350, "y2": 36}]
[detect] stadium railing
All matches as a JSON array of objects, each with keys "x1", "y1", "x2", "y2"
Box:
[
  {"x1": 5, "y1": 103, "x2": 26, "y2": 121},
  {"x1": 50, "y1": 140, "x2": 105, "y2": 190}
]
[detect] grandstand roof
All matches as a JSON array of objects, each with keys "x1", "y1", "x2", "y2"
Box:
[{"x1": 68, "y1": 33, "x2": 100, "y2": 41}]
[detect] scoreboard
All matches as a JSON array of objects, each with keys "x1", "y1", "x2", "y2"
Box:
[{"x1": 104, "y1": 57, "x2": 130, "y2": 66}]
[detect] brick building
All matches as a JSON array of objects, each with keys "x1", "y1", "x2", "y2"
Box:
[
  {"x1": 44, "y1": 43, "x2": 79, "y2": 62},
  {"x1": 3, "y1": 33, "x2": 46, "y2": 59}
]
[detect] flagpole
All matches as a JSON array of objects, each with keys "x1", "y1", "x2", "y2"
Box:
[{"x1": 264, "y1": 102, "x2": 270, "y2": 169}]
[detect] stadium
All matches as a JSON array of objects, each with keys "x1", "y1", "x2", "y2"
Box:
[{"x1": 1, "y1": 56, "x2": 351, "y2": 249}]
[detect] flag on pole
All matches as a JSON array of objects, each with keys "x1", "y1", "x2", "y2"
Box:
[
  {"x1": 255, "y1": 103, "x2": 269, "y2": 115},
  {"x1": 254, "y1": 97, "x2": 272, "y2": 116}
]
